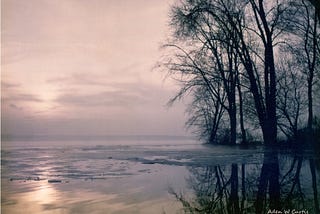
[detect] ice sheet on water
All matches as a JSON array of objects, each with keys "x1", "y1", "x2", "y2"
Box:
[{"x1": 1, "y1": 140, "x2": 268, "y2": 183}]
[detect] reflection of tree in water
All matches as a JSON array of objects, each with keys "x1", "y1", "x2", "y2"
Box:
[
  {"x1": 279, "y1": 156, "x2": 320, "y2": 214},
  {"x1": 170, "y1": 152, "x2": 320, "y2": 214}
]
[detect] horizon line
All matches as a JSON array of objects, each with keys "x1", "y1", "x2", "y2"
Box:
[{"x1": 1, "y1": 134, "x2": 195, "y2": 141}]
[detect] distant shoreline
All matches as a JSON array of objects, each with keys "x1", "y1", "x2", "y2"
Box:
[{"x1": 1, "y1": 134, "x2": 195, "y2": 142}]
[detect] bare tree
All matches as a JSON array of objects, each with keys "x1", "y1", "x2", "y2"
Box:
[
  {"x1": 161, "y1": 42, "x2": 228, "y2": 143},
  {"x1": 165, "y1": 0, "x2": 292, "y2": 144},
  {"x1": 276, "y1": 56, "x2": 308, "y2": 141},
  {"x1": 283, "y1": 0, "x2": 320, "y2": 137},
  {"x1": 296, "y1": 0, "x2": 319, "y2": 135},
  {"x1": 166, "y1": 0, "x2": 244, "y2": 144},
  {"x1": 163, "y1": 0, "x2": 317, "y2": 145},
  {"x1": 186, "y1": 84, "x2": 225, "y2": 143}
]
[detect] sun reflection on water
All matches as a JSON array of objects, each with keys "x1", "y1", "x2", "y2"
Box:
[
  {"x1": 30, "y1": 181, "x2": 59, "y2": 204},
  {"x1": 1, "y1": 180, "x2": 63, "y2": 214}
]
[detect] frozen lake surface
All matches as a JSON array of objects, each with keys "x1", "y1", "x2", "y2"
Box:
[{"x1": 1, "y1": 139, "x2": 319, "y2": 213}]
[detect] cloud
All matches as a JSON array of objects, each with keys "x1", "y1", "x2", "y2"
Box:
[
  {"x1": 2, "y1": 93, "x2": 43, "y2": 103},
  {"x1": 1, "y1": 0, "x2": 188, "y2": 137},
  {"x1": 1, "y1": 81, "x2": 21, "y2": 89},
  {"x1": 53, "y1": 77, "x2": 177, "y2": 106},
  {"x1": 47, "y1": 72, "x2": 106, "y2": 86},
  {"x1": 9, "y1": 103, "x2": 23, "y2": 110},
  {"x1": 46, "y1": 62, "x2": 143, "y2": 86},
  {"x1": 54, "y1": 90, "x2": 147, "y2": 107},
  {"x1": 2, "y1": 81, "x2": 44, "y2": 117}
]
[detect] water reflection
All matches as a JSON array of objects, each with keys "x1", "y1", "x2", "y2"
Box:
[
  {"x1": 30, "y1": 182, "x2": 59, "y2": 204},
  {"x1": 1, "y1": 181, "x2": 62, "y2": 214},
  {"x1": 171, "y1": 151, "x2": 320, "y2": 214}
]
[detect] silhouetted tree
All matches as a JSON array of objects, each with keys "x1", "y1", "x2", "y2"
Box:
[
  {"x1": 165, "y1": 0, "x2": 244, "y2": 144},
  {"x1": 164, "y1": 0, "x2": 294, "y2": 145},
  {"x1": 162, "y1": 0, "x2": 318, "y2": 145},
  {"x1": 276, "y1": 56, "x2": 308, "y2": 141},
  {"x1": 161, "y1": 43, "x2": 229, "y2": 143},
  {"x1": 186, "y1": 85, "x2": 225, "y2": 143},
  {"x1": 283, "y1": 0, "x2": 320, "y2": 139}
]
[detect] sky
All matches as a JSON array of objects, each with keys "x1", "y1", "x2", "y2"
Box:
[{"x1": 1, "y1": 0, "x2": 189, "y2": 138}]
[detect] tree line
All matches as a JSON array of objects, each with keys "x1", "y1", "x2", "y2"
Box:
[{"x1": 161, "y1": 0, "x2": 320, "y2": 145}]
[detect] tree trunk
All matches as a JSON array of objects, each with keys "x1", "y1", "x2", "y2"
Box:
[
  {"x1": 229, "y1": 66, "x2": 237, "y2": 145},
  {"x1": 237, "y1": 73, "x2": 247, "y2": 144},
  {"x1": 230, "y1": 109, "x2": 237, "y2": 145},
  {"x1": 260, "y1": 0, "x2": 277, "y2": 145},
  {"x1": 229, "y1": 83, "x2": 237, "y2": 145},
  {"x1": 209, "y1": 102, "x2": 224, "y2": 143},
  {"x1": 307, "y1": 77, "x2": 314, "y2": 145}
]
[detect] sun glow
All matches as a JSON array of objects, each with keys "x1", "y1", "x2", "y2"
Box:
[{"x1": 23, "y1": 90, "x2": 59, "y2": 117}]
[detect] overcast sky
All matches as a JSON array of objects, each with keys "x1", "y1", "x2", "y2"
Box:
[{"x1": 1, "y1": 0, "x2": 189, "y2": 138}]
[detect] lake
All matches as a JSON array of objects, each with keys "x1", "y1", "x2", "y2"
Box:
[{"x1": 1, "y1": 139, "x2": 319, "y2": 213}]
